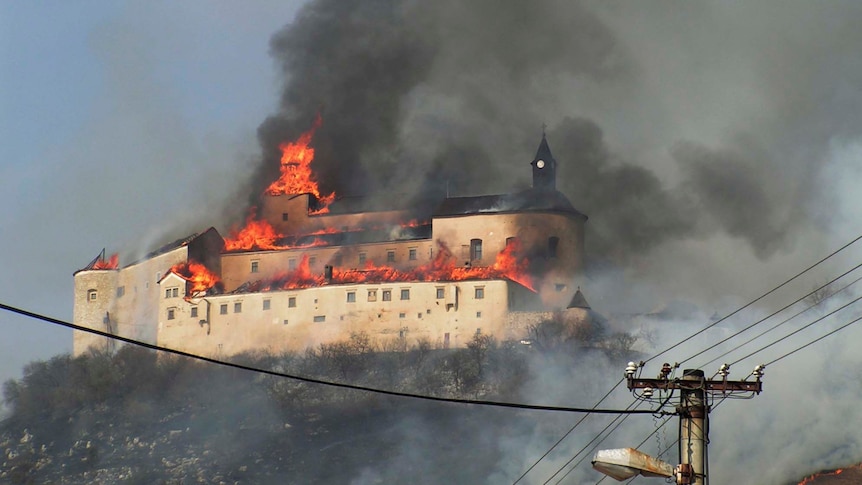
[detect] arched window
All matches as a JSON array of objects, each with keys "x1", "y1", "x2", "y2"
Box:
[
  {"x1": 470, "y1": 239, "x2": 483, "y2": 261},
  {"x1": 548, "y1": 236, "x2": 560, "y2": 258}
]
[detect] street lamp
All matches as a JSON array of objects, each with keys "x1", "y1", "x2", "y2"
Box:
[{"x1": 592, "y1": 448, "x2": 692, "y2": 484}]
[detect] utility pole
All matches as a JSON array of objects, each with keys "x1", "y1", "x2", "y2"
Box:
[{"x1": 623, "y1": 363, "x2": 764, "y2": 485}]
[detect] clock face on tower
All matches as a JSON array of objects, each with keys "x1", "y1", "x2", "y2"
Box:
[{"x1": 536, "y1": 160, "x2": 545, "y2": 169}]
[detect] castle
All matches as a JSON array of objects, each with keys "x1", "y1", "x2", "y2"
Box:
[{"x1": 73, "y1": 131, "x2": 590, "y2": 357}]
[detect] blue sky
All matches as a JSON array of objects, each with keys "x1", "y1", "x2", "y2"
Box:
[{"x1": 0, "y1": 1, "x2": 306, "y2": 388}]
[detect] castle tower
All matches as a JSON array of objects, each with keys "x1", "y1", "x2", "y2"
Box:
[{"x1": 531, "y1": 132, "x2": 557, "y2": 190}]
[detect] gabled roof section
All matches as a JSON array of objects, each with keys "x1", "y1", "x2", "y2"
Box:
[
  {"x1": 433, "y1": 188, "x2": 587, "y2": 219},
  {"x1": 568, "y1": 288, "x2": 591, "y2": 309}
]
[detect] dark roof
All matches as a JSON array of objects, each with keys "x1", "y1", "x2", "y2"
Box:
[
  {"x1": 324, "y1": 194, "x2": 416, "y2": 215},
  {"x1": 568, "y1": 288, "x2": 591, "y2": 309},
  {"x1": 433, "y1": 188, "x2": 587, "y2": 219},
  {"x1": 225, "y1": 224, "x2": 433, "y2": 254}
]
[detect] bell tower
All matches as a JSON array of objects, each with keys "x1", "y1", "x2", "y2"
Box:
[{"x1": 531, "y1": 131, "x2": 557, "y2": 190}]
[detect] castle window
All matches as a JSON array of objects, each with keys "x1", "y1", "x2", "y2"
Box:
[
  {"x1": 167, "y1": 308, "x2": 176, "y2": 320},
  {"x1": 409, "y1": 248, "x2": 417, "y2": 261},
  {"x1": 399, "y1": 312, "x2": 406, "y2": 319},
  {"x1": 116, "y1": 286, "x2": 125, "y2": 298},
  {"x1": 220, "y1": 304, "x2": 228, "y2": 315},
  {"x1": 347, "y1": 291, "x2": 356, "y2": 303},
  {"x1": 288, "y1": 297, "x2": 297, "y2": 308},
  {"x1": 382, "y1": 290, "x2": 392, "y2": 301},
  {"x1": 190, "y1": 307, "x2": 198, "y2": 318},
  {"x1": 282, "y1": 212, "x2": 289, "y2": 221},
  {"x1": 548, "y1": 237, "x2": 560, "y2": 258},
  {"x1": 309, "y1": 256, "x2": 317, "y2": 267},
  {"x1": 474, "y1": 287, "x2": 484, "y2": 299},
  {"x1": 400, "y1": 289, "x2": 410, "y2": 301},
  {"x1": 172, "y1": 287, "x2": 179, "y2": 298},
  {"x1": 87, "y1": 289, "x2": 98, "y2": 301},
  {"x1": 367, "y1": 290, "x2": 377, "y2": 302},
  {"x1": 234, "y1": 302, "x2": 242, "y2": 313},
  {"x1": 251, "y1": 261, "x2": 259, "y2": 273},
  {"x1": 436, "y1": 287, "x2": 445, "y2": 299},
  {"x1": 358, "y1": 252, "x2": 367, "y2": 265},
  {"x1": 313, "y1": 315, "x2": 326, "y2": 323},
  {"x1": 470, "y1": 239, "x2": 483, "y2": 261},
  {"x1": 263, "y1": 299, "x2": 271, "y2": 311},
  {"x1": 477, "y1": 312, "x2": 482, "y2": 318},
  {"x1": 387, "y1": 250, "x2": 396, "y2": 263},
  {"x1": 288, "y1": 258, "x2": 297, "y2": 270},
  {"x1": 165, "y1": 288, "x2": 171, "y2": 299},
  {"x1": 283, "y1": 319, "x2": 289, "y2": 325}
]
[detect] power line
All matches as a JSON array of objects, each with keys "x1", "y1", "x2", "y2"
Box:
[
  {"x1": 0, "y1": 301, "x2": 667, "y2": 415},
  {"x1": 729, "y1": 293, "x2": 862, "y2": 366},
  {"x1": 697, "y1": 273, "x2": 862, "y2": 369},
  {"x1": 511, "y1": 377, "x2": 625, "y2": 485},
  {"x1": 645, "y1": 232, "x2": 862, "y2": 365}
]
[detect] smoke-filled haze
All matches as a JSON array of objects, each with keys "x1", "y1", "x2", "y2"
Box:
[{"x1": 4, "y1": 1, "x2": 862, "y2": 483}]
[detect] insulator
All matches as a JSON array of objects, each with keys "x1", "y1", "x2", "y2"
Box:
[
  {"x1": 625, "y1": 361, "x2": 638, "y2": 378},
  {"x1": 643, "y1": 387, "x2": 653, "y2": 399},
  {"x1": 718, "y1": 363, "x2": 730, "y2": 377},
  {"x1": 752, "y1": 364, "x2": 765, "y2": 378},
  {"x1": 660, "y1": 362, "x2": 672, "y2": 379}
]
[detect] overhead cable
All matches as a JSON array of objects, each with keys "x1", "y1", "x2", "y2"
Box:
[{"x1": 0, "y1": 302, "x2": 667, "y2": 415}]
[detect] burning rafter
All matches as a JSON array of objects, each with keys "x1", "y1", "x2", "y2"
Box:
[
  {"x1": 167, "y1": 260, "x2": 221, "y2": 296},
  {"x1": 238, "y1": 240, "x2": 535, "y2": 293}
]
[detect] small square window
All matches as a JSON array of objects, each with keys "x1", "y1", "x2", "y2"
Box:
[
  {"x1": 263, "y1": 300, "x2": 271, "y2": 311},
  {"x1": 358, "y1": 252, "x2": 367, "y2": 265},
  {"x1": 288, "y1": 297, "x2": 297, "y2": 308},
  {"x1": 313, "y1": 315, "x2": 326, "y2": 323},
  {"x1": 399, "y1": 312, "x2": 406, "y2": 319},
  {"x1": 234, "y1": 302, "x2": 242, "y2": 313},
  {"x1": 368, "y1": 290, "x2": 377, "y2": 302},
  {"x1": 409, "y1": 248, "x2": 417, "y2": 261},
  {"x1": 220, "y1": 304, "x2": 228, "y2": 315},
  {"x1": 283, "y1": 319, "x2": 289, "y2": 325},
  {"x1": 116, "y1": 286, "x2": 125, "y2": 298},
  {"x1": 167, "y1": 308, "x2": 175, "y2": 320},
  {"x1": 251, "y1": 261, "x2": 259, "y2": 273},
  {"x1": 288, "y1": 259, "x2": 297, "y2": 270},
  {"x1": 282, "y1": 212, "x2": 289, "y2": 221},
  {"x1": 387, "y1": 250, "x2": 395, "y2": 263},
  {"x1": 347, "y1": 291, "x2": 356, "y2": 303},
  {"x1": 190, "y1": 307, "x2": 198, "y2": 318},
  {"x1": 476, "y1": 312, "x2": 482, "y2": 318},
  {"x1": 382, "y1": 290, "x2": 392, "y2": 301},
  {"x1": 436, "y1": 287, "x2": 445, "y2": 299},
  {"x1": 475, "y1": 287, "x2": 484, "y2": 299},
  {"x1": 400, "y1": 289, "x2": 410, "y2": 300}
]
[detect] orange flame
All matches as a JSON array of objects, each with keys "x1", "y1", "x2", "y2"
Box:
[
  {"x1": 264, "y1": 115, "x2": 336, "y2": 213},
  {"x1": 797, "y1": 464, "x2": 862, "y2": 484},
  {"x1": 245, "y1": 241, "x2": 535, "y2": 292},
  {"x1": 168, "y1": 260, "x2": 221, "y2": 296},
  {"x1": 92, "y1": 253, "x2": 119, "y2": 270},
  {"x1": 224, "y1": 210, "x2": 284, "y2": 251}
]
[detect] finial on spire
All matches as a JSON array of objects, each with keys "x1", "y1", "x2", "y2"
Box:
[{"x1": 542, "y1": 122, "x2": 547, "y2": 138}]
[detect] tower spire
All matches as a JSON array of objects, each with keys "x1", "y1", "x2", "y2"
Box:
[{"x1": 531, "y1": 129, "x2": 557, "y2": 190}]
